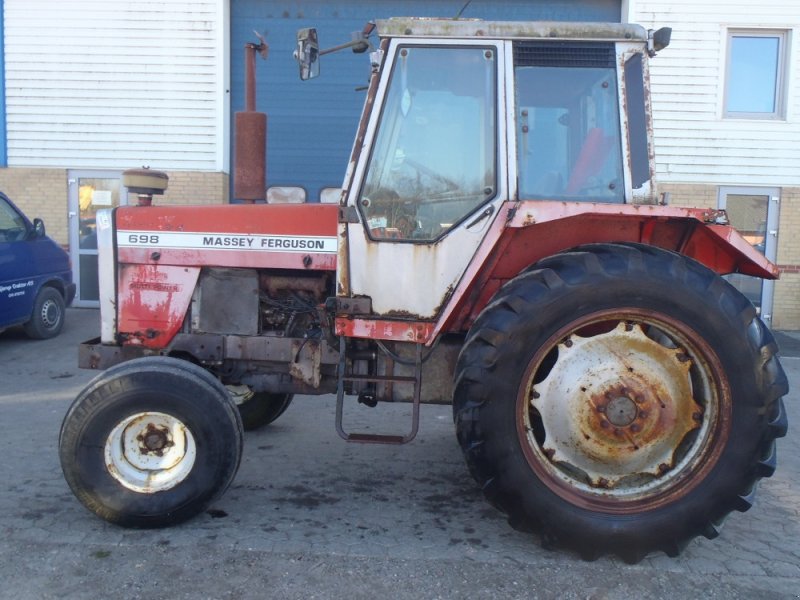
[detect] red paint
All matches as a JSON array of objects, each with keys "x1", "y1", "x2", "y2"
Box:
[
  {"x1": 335, "y1": 317, "x2": 435, "y2": 343},
  {"x1": 116, "y1": 203, "x2": 338, "y2": 237},
  {"x1": 436, "y1": 201, "x2": 780, "y2": 338},
  {"x1": 117, "y1": 247, "x2": 336, "y2": 271},
  {"x1": 118, "y1": 265, "x2": 200, "y2": 348}
]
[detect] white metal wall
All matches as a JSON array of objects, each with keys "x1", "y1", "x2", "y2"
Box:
[
  {"x1": 3, "y1": 0, "x2": 228, "y2": 171},
  {"x1": 627, "y1": 0, "x2": 800, "y2": 186}
]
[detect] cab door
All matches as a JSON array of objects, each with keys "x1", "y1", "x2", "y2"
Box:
[{"x1": 340, "y1": 40, "x2": 508, "y2": 320}]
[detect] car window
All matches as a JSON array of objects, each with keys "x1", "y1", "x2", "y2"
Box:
[{"x1": 0, "y1": 197, "x2": 28, "y2": 242}]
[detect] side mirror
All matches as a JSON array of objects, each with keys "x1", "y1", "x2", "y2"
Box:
[
  {"x1": 31, "y1": 218, "x2": 46, "y2": 238},
  {"x1": 648, "y1": 27, "x2": 672, "y2": 56},
  {"x1": 294, "y1": 28, "x2": 320, "y2": 80}
]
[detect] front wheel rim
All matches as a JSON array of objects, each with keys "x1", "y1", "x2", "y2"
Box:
[
  {"x1": 104, "y1": 412, "x2": 197, "y2": 493},
  {"x1": 517, "y1": 310, "x2": 731, "y2": 512}
]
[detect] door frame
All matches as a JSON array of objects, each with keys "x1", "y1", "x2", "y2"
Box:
[
  {"x1": 717, "y1": 185, "x2": 780, "y2": 325},
  {"x1": 67, "y1": 170, "x2": 128, "y2": 307}
]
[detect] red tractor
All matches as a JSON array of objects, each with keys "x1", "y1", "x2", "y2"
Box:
[{"x1": 59, "y1": 19, "x2": 788, "y2": 563}]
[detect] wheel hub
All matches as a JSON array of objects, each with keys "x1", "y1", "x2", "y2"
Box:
[
  {"x1": 605, "y1": 396, "x2": 638, "y2": 427},
  {"x1": 104, "y1": 412, "x2": 196, "y2": 493},
  {"x1": 138, "y1": 424, "x2": 173, "y2": 455},
  {"x1": 528, "y1": 322, "x2": 703, "y2": 491}
]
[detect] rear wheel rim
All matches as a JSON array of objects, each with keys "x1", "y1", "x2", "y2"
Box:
[
  {"x1": 516, "y1": 309, "x2": 731, "y2": 513},
  {"x1": 104, "y1": 411, "x2": 197, "y2": 493}
]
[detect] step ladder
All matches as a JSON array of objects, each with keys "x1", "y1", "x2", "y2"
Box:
[{"x1": 334, "y1": 337, "x2": 421, "y2": 444}]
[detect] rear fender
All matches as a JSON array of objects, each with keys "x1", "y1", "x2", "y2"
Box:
[{"x1": 437, "y1": 201, "x2": 778, "y2": 335}]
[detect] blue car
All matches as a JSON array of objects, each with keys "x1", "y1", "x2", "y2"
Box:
[{"x1": 0, "y1": 191, "x2": 75, "y2": 339}]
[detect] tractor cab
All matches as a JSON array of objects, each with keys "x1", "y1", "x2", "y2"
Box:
[{"x1": 300, "y1": 19, "x2": 680, "y2": 324}]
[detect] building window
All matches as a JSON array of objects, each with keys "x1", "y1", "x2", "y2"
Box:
[{"x1": 724, "y1": 30, "x2": 788, "y2": 119}]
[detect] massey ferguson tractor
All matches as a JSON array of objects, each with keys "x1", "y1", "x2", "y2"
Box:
[{"x1": 59, "y1": 18, "x2": 788, "y2": 563}]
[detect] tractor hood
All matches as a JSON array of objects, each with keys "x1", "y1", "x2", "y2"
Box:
[{"x1": 114, "y1": 203, "x2": 339, "y2": 272}]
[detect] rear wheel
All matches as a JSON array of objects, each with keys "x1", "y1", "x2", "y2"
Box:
[
  {"x1": 228, "y1": 385, "x2": 294, "y2": 431},
  {"x1": 453, "y1": 244, "x2": 788, "y2": 562},
  {"x1": 24, "y1": 286, "x2": 65, "y2": 339},
  {"x1": 59, "y1": 356, "x2": 243, "y2": 527}
]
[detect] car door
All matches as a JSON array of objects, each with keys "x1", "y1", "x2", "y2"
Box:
[{"x1": 0, "y1": 194, "x2": 36, "y2": 327}]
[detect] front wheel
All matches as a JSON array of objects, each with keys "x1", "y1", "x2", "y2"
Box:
[
  {"x1": 59, "y1": 356, "x2": 244, "y2": 527},
  {"x1": 453, "y1": 244, "x2": 788, "y2": 562}
]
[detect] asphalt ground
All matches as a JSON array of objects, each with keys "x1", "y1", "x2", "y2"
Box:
[{"x1": 0, "y1": 308, "x2": 798, "y2": 599}]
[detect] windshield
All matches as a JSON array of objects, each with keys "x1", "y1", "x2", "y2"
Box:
[
  {"x1": 360, "y1": 46, "x2": 496, "y2": 241},
  {"x1": 515, "y1": 54, "x2": 624, "y2": 203}
]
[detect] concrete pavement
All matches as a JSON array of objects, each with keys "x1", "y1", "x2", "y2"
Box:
[{"x1": 0, "y1": 307, "x2": 798, "y2": 599}]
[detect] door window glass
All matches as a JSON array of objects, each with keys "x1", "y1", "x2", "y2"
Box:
[
  {"x1": 515, "y1": 43, "x2": 624, "y2": 203},
  {"x1": 723, "y1": 194, "x2": 769, "y2": 312},
  {"x1": 77, "y1": 178, "x2": 121, "y2": 302},
  {"x1": 360, "y1": 46, "x2": 496, "y2": 241}
]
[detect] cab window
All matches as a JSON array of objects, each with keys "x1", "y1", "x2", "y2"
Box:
[
  {"x1": 360, "y1": 46, "x2": 497, "y2": 241},
  {"x1": 515, "y1": 42, "x2": 624, "y2": 203}
]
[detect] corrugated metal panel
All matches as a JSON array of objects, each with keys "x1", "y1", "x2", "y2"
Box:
[
  {"x1": 4, "y1": 0, "x2": 225, "y2": 170},
  {"x1": 231, "y1": 0, "x2": 621, "y2": 201},
  {"x1": 0, "y1": 3, "x2": 6, "y2": 167},
  {"x1": 630, "y1": 0, "x2": 800, "y2": 186}
]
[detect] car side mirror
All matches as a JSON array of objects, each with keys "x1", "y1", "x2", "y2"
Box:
[
  {"x1": 32, "y1": 217, "x2": 46, "y2": 238},
  {"x1": 294, "y1": 28, "x2": 320, "y2": 80}
]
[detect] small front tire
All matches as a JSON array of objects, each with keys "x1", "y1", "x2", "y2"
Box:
[{"x1": 59, "y1": 356, "x2": 244, "y2": 528}]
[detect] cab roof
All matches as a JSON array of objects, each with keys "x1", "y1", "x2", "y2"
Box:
[{"x1": 375, "y1": 18, "x2": 649, "y2": 43}]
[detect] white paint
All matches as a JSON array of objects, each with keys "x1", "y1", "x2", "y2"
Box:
[
  {"x1": 4, "y1": 0, "x2": 225, "y2": 171},
  {"x1": 117, "y1": 230, "x2": 337, "y2": 253},
  {"x1": 343, "y1": 39, "x2": 509, "y2": 319},
  {"x1": 630, "y1": 0, "x2": 800, "y2": 186}
]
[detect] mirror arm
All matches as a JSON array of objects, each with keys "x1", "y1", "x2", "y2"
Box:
[{"x1": 319, "y1": 34, "x2": 373, "y2": 57}]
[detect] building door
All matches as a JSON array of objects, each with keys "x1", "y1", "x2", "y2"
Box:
[
  {"x1": 718, "y1": 186, "x2": 780, "y2": 326},
  {"x1": 68, "y1": 172, "x2": 128, "y2": 307}
]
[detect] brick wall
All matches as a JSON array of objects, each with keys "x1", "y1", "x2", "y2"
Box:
[
  {"x1": 659, "y1": 183, "x2": 717, "y2": 210},
  {"x1": 157, "y1": 171, "x2": 230, "y2": 206},
  {"x1": 0, "y1": 167, "x2": 69, "y2": 244},
  {"x1": 773, "y1": 186, "x2": 800, "y2": 330},
  {"x1": 660, "y1": 182, "x2": 800, "y2": 330},
  {"x1": 0, "y1": 167, "x2": 229, "y2": 246}
]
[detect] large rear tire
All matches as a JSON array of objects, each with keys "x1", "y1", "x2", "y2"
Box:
[
  {"x1": 453, "y1": 244, "x2": 788, "y2": 562},
  {"x1": 59, "y1": 356, "x2": 244, "y2": 528}
]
